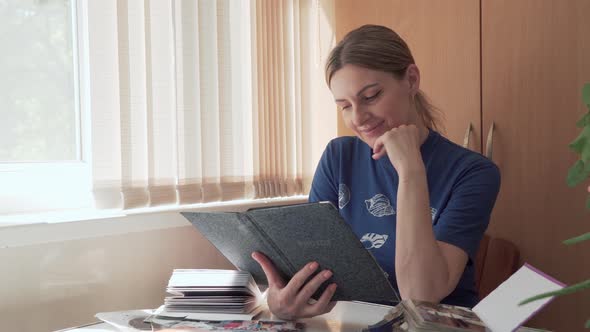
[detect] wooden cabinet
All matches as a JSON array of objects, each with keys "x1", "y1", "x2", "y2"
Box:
[
  {"x1": 334, "y1": 0, "x2": 482, "y2": 152},
  {"x1": 335, "y1": 1, "x2": 590, "y2": 330},
  {"x1": 482, "y1": 1, "x2": 590, "y2": 330}
]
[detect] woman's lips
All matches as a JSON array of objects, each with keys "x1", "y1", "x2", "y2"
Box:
[{"x1": 360, "y1": 121, "x2": 385, "y2": 137}]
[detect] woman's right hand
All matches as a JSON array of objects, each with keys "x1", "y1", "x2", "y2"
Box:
[{"x1": 251, "y1": 251, "x2": 338, "y2": 320}]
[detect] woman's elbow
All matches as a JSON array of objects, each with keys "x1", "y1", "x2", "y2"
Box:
[{"x1": 399, "y1": 281, "x2": 453, "y2": 304}]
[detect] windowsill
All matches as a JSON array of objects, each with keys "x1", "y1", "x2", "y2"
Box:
[
  {"x1": 0, "y1": 196, "x2": 308, "y2": 248},
  {"x1": 0, "y1": 196, "x2": 309, "y2": 227}
]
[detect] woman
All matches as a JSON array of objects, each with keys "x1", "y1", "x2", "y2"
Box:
[{"x1": 252, "y1": 24, "x2": 500, "y2": 320}]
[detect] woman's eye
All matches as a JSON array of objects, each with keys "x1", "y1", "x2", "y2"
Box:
[
  {"x1": 364, "y1": 91, "x2": 382, "y2": 102},
  {"x1": 340, "y1": 105, "x2": 351, "y2": 110}
]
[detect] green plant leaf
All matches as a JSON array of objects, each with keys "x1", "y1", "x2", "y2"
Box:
[
  {"x1": 519, "y1": 278, "x2": 590, "y2": 306},
  {"x1": 566, "y1": 160, "x2": 590, "y2": 187},
  {"x1": 577, "y1": 112, "x2": 590, "y2": 128},
  {"x1": 583, "y1": 83, "x2": 590, "y2": 108},
  {"x1": 564, "y1": 231, "x2": 590, "y2": 245},
  {"x1": 569, "y1": 126, "x2": 590, "y2": 163}
]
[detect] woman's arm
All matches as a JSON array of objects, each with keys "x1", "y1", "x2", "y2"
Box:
[
  {"x1": 372, "y1": 124, "x2": 468, "y2": 303},
  {"x1": 395, "y1": 164, "x2": 467, "y2": 302}
]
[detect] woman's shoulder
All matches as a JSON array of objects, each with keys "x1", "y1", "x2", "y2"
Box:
[{"x1": 431, "y1": 131, "x2": 500, "y2": 180}]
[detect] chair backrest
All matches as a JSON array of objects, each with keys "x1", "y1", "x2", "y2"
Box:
[{"x1": 475, "y1": 234, "x2": 520, "y2": 299}]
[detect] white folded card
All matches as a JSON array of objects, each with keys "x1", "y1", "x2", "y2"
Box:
[{"x1": 473, "y1": 263, "x2": 565, "y2": 332}]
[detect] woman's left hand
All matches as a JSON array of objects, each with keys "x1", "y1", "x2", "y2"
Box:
[{"x1": 372, "y1": 124, "x2": 423, "y2": 176}]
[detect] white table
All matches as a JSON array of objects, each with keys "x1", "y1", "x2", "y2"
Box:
[{"x1": 57, "y1": 301, "x2": 393, "y2": 332}]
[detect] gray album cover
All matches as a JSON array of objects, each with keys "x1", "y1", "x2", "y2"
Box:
[{"x1": 181, "y1": 201, "x2": 399, "y2": 303}]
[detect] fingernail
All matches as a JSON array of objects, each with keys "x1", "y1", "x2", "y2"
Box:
[
  {"x1": 323, "y1": 270, "x2": 332, "y2": 278},
  {"x1": 251, "y1": 252, "x2": 257, "y2": 259},
  {"x1": 331, "y1": 284, "x2": 338, "y2": 291},
  {"x1": 309, "y1": 262, "x2": 318, "y2": 270}
]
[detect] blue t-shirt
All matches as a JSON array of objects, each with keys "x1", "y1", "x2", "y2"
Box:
[{"x1": 309, "y1": 129, "x2": 500, "y2": 308}]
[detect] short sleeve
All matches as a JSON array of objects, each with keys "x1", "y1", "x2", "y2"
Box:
[
  {"x1": 309, "y1": 141, "x2": 339, "y2": 206},
  {"x1": 433, "y1": 159, "x2": 501, "y2": 261}
]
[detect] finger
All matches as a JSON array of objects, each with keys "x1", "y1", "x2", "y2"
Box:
[
  {"x1": 251, "y1": 251, "x2": 286, "y2": 288},
  {"x1": 372, "y1": 137, "x2": 384, "y2": 153},
  {"x1": 282, "y1": 261, "x2": 319, "y2": 299},
  {"x1": 302, "y1": 283, "x2": 338, "y2": 317},
  {"x1": 294, "y1": 269, "x2": 333, "y2": 307},
  {"x1": 372, "y1": 149, "x2": 387, "y2": 160},
  {"x1": 317, "y1": 300, "x2": 338, "y2": 316},
  {"x1": 372, "y1": 134, "x2": 389, "y2": 158},
  {"x1": 326, "y1": 300, "x2": 338, "y2": 312}
]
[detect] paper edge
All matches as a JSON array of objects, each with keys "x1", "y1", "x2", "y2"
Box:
[
  {"x1": 474, "y1": 263, "x2": 565, "y2": 332},
  {"x1": 523, "y1": 263, "x2": 567, "y2": 287},
  {"x1": 511, "y1": 264, "x2": 565, "y2": 332}
]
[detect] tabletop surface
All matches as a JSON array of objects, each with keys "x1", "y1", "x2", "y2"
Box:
[{"x1": 56, "y1": 301, "x2": 394, "y2": 332}]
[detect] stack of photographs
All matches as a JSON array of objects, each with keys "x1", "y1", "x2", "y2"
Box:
[
  {"x1": 402, "y1": 299, "x2": 487, "y2": 332},
  {"x1": 164, "y1": 269, "x2": 263, "y2": 314}
]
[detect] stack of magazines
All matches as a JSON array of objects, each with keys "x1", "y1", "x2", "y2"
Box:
[{"x1": 164, "y1": 269, "x2": 263, "y2": 314}]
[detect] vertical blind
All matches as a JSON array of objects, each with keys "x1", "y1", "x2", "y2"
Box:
[{"x1": 85, "y1": 0, "x2": 336, "y2": 209}]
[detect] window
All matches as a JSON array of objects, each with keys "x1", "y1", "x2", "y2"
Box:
[
  {"x1": 1, "y1": 0, "x2": 337, "y2": 217},
  {"x1": 1, "y1": 0, "x2": 79, "y2": 162},
  {"x1": 0, "y1": 0, "x2": 91, "y2": 215}
]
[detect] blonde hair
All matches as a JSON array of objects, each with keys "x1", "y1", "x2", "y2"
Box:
[{"x1": 325, "y1": 24, "x2": 442, "y2": 131}]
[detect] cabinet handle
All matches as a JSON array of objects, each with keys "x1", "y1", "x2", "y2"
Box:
[
  {"x1": 485, "y1": 122, "x2": 495, "y2": 159},
  {"x1": 462, "y1": 123, "x2": 473, "y2": 148}
]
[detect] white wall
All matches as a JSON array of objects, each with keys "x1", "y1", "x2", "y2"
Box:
[
  {"x1": 0, "y1": 198, "x2": 307, "y2": 331},
  {"x1": 0, "y1": 212, "x2": 237, "y2": 332}
]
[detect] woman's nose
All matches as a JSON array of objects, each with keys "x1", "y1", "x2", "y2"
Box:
[{"x1": 351, "y1": 106, "x2": 369, "y2": 127}]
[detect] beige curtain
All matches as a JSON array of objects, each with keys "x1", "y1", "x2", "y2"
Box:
[{"x1": 85, "y1": 0, "x2": 336, "y2": 210}]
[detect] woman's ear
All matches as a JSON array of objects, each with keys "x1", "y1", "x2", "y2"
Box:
[{"x1": 405, "y1": 64, "x2": 421, "y2": 95}]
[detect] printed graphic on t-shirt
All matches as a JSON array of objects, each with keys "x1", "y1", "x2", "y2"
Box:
[
  {"x1": 365, "y1": 194, "x2": 395, "y2": 217},
  {"x1": 431, "y1": 207, "x2": 438, "y2": 220},
  {"x1": 360, "y1": 233, "x2": 389, "y2": 249},
  {"x1": 338, "y1": 183, "x2": 351, "y2": 209}
]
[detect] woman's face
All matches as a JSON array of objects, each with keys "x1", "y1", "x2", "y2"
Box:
[{"x1": 329, "y1": 64, "x2": 419, "y2": 148}]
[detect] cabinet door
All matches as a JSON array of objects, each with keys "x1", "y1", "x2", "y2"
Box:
[
  {"x1": 334, "y1": 0, "x2": 481, "y2": 152},
  {"x1": 482, "y1": 1, "x2": 590, "y2": 330}
]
